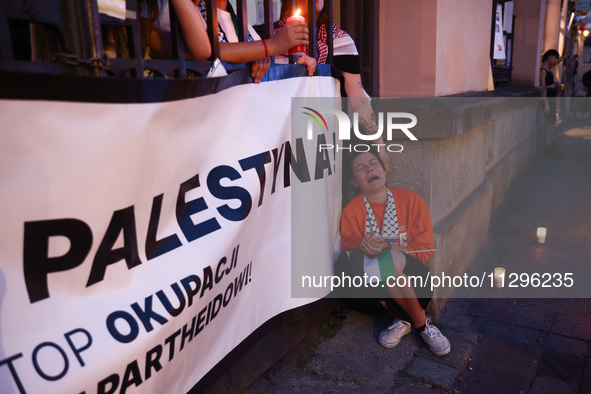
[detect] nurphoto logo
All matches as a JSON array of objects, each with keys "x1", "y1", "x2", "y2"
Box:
[{"x1": 302, "y1": 107, "x2": 418, "y2": 153}]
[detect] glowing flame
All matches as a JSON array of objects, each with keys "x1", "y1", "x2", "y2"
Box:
[{"x1": 294, "y1": 9, "x2": 301, "y2": 17}]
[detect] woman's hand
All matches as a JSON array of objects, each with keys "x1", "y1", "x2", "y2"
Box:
[
  {"x1": 271, "y1": 20, "x2": 309, "y2": 54},
  {"x1": 360, "y1": 233, "x2": 389, "y2": 258},
  {"x1": 250, "y1": 56, "x2": 271, "y2": 83},
  {"x1": 297, "y1": 54, "x2": 316, "y2": 76}
]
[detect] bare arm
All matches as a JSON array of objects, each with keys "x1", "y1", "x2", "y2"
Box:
[
  {"x1": 150, "y1": 0, "x2": 211, "y2": 61},
  {"x1": 218, "y1": 20, "x2": 308, "y2": 63},
  {"x1": 557, "y1": 52, "x2": 567, "y2": 64},
  {"x1": 343, "y1": 71, "x2": 379, "y2": 132},
  {"x1": 342, "y1": 70, "x2": 389, "y2": 168},
  {"x1": 172, "y1": 0, "x2": 211, "y2": 60}
]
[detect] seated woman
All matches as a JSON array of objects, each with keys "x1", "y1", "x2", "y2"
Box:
[
  {"x1": 340, "y1": 148, "x2": 450, "y2": 356},
  {"x1": 198, "y1": 0, "x2": 316, "y2": 83}
]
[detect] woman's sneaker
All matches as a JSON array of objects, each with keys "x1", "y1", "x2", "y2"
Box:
[
  {"x1": 378, "y1": 319, "x2": 412, "y2": 348},
  {"x1": 420, "y1": 318, "x2": 451, "y2": 356}
]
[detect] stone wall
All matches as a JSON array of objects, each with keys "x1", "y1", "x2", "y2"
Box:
[{"x1": 381, "y1": 95, "x2": 544, "y2": 316}]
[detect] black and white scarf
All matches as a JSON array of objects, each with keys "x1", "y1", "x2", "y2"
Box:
[{"x1": 363, "y1": 189, "x2": 398, "y2": 240}]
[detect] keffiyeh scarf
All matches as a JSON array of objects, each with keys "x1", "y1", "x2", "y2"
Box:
[
  {"x1": 275, "y1": 16, "x2": 349, "y2": 64},
  {"x1": 363, "y1": 189, "x2": 399, "y2": 240}
]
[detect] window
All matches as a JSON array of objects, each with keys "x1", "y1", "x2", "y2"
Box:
[{"x1": 490, "y1": 0, "x2": 515, "y2": 84}]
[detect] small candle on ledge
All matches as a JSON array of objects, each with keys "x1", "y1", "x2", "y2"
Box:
[
  {"x1": 536, "y1": 227, "x2": 547, "y2": 244},
  {"x1": 286, "y1": 9, "x2": 306, "y2": 56},
  {"x1": 493, "y1": 267, "x2": 505, "y2": 288}
]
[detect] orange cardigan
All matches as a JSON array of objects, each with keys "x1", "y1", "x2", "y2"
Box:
[{"x1": 341, "y1": 188, "x2": 434, "y2": 264}]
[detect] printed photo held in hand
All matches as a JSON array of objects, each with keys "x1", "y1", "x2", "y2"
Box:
[
  {"x1": 198, "y1": 0, "x2": 316, "y2": 83},
  {"x1": 338, "y1": 148, "x2": 450, "y2": 356}
]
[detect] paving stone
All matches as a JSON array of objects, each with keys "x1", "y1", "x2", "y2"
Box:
[
  {"x1": 517, "y1": 299, "x2": 591, "y2": 318},
  {"x1": 404, "y1": 356, "x2": 459, "y2": 391},
  {"x1": 551, "y1": 314, "x2": 591, "y2": 341},
  {"x1": 466, "y1": 298, "x2": 552, "y2": 331},
  {"x1": 548, "y1": 234, "x2": 586, "y2": 253},
  {"x1": 416, "y1": 332, "x2": 474, "y2": 370},
  {"x1": 390, "y1": 376, "x2": 446, "y2": 394},
  {"x1": 538, "y1": 350, "x2": 583, "y2": 381},
  {"x1": 468, "y1": 337, "x2": 537, "y2": 377},
  {"x1": 309, "y1": 310, "x2": 418, "y2": 390},
  {"x1": 470, "y1": 317, "x2": 545, "y2": 346},
  {"x1": 264, "y1": 375, "x2": 365, "y2": 393},
  {"x1": 542, "y1": 334, "x2": 588, "y2": 358},
  {"x1": 436, "y1": 312, "x2": 474, "y2": 330},
  {"x1": 529, "y1": 375, "x2": 578, "y2": 394},
  {"x1": 437, "y1": 302, "x2": 475, "y2": 330},
  {"x1": 583, "y1": 359, "x2": 591, "y2": 381},
  {"x1": 440, "y1": 298, "x2": 473, "y2": 314},
  {"x1": 459, "y1": 364, "x2": 527, "y2": 394}
]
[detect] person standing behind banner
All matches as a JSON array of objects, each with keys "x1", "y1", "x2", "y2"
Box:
[
  {"x1": 198, "y1": 0, "x2": 316, "y2": 83},
  {"x1": 104, "y1": 0, "x2": 211, "y2": 63},
  {"x1": 276, "y1": 0, "x2": 388, "y2": 169},
  {"x1": 540, "y1": 49, "x2": 566, "y2": 159}
]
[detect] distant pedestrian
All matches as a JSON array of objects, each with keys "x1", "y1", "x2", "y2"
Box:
[
  {"x1": 540, "y1": 49, "x2": 565, "y2": 158},
  {"x1": 572, "y1": 54, "x2": 579, "y2": 92}
]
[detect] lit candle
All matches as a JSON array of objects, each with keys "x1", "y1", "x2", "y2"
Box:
[
  {"x1": 286, "y1": 9, "x2": 306, "y2": 56},
  {"x1": 536, "y1": 227, "x2": 547, "y2": 244},
  {"x1": 493, "y1": 267, "x2": 505, "y2": 288}
]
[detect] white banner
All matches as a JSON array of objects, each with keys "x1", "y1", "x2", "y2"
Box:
[{"x1": 0, "y1": 76, "x2": 340, "y2": 393}]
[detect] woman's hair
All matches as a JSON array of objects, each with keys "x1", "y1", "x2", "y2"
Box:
[{"x1": 542, "y1": 49, "x2": 559, "y2": 63}]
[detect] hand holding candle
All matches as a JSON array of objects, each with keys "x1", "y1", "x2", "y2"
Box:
[{"x1": 286, "y1": 9, "x2": 306, "y2": 56}]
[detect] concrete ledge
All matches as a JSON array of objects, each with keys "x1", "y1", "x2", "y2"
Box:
[
  {"x1": 375, "y1": 95, "x2": 541, "y2": 140},
  {"x1": 427, "y1": 180, "x2": 493, "y2": 318}
]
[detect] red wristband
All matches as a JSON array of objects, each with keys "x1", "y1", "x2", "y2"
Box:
[{"x1": 262, "y1": 40, "x2": 269, "y2": 58}]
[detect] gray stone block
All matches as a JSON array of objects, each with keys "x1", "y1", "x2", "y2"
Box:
[
  {"x1": 404, "y1": 356, "x2": 460, "y2": 391},
  {"x1": 416, "y1": 334, "x2": 474, "y2": 370},
  {"x1": 542, "y1": 334, "x2": 588, "y2": 358},
  {"x1": 470, "y1": 317, "x2": 545, "y2": 346},
  {"x1": 466, "y1": 299, "x2": 555, "y2": 331},
  {"x1": 529, "y1": 376, "x2": 578, "y2": 394},
  {"x1": 468, "y1": 337, "x2": 537, "y2": 377},
  {"x1": 308, "y1": 310, "x2": 418, "y2": 390},
  {"x1": 459, "y1": 364, "x2": 529, "y2": 394},
  {"x1": 391, "y1": 376, "x2": 446, "y2": 394},
  {"x1": 538, "y1": 350, "x2": 584, "y2": 382}
]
